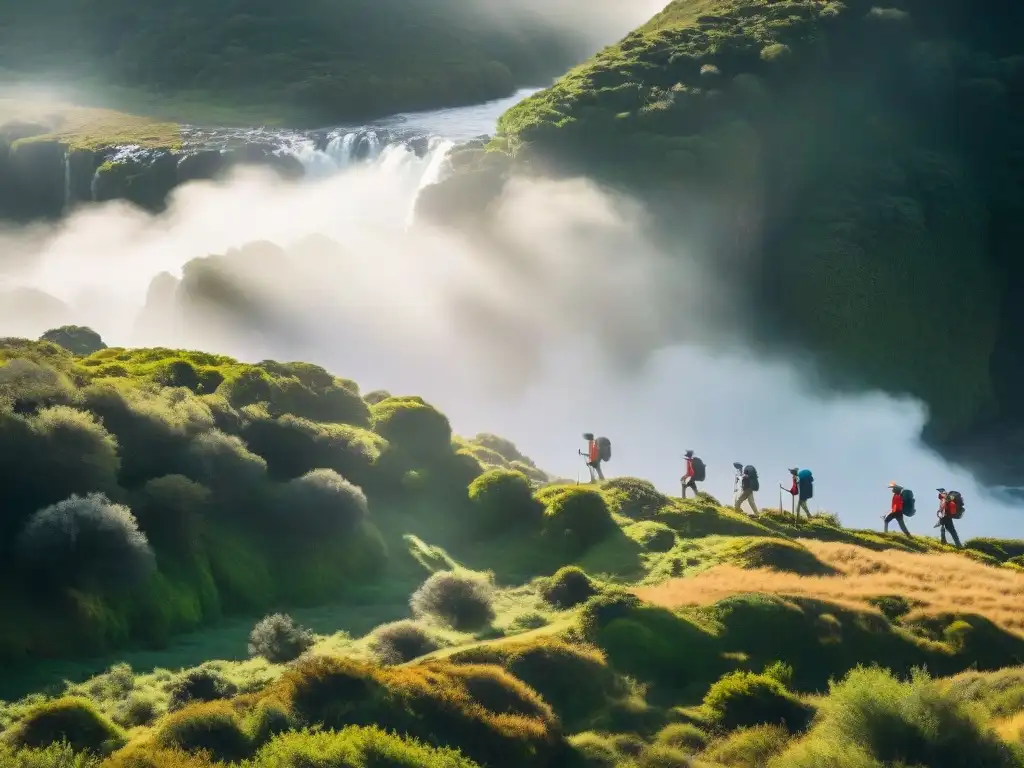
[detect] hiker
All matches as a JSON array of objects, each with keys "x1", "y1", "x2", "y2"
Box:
[
  {"x1": 680, "y1": 450, "x2": 706, "y2": 499},
  {"x1": 883, "y1": 481, "x2": 914, "y2": 537},
  {"x1": 935, "y1": 488, "x2": 964, "y2": 548},
  {"x1": 579, "y1": 433, "x2": 609, "y2": 482},
  {"x1": 783, "y1": 467, "x2": 813, "y2": 519},
  {"x1": 734, "y1": 462, "x2": 760, "y2": 516}
]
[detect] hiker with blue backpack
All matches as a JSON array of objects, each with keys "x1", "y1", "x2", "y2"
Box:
[
  {"x1": 680, "y1": 450, "x2": 706, "y2": 498},
  {"x1": 883, "y1": 481, "x2": 914, "y2": 537},
  {"x1": 783, "y1": 467, "x2": 814, "y2": 519}
]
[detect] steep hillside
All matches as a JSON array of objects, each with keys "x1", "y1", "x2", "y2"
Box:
[
  {"x1": 1, "y1": 429, "x2": 1023, "y2": 767},
  {"x1": 0, "y1": 0, "x2": 593, "y2": 125},
  {"x1": 422, "y1": 0, "x2": 1024, "y2": 486}
]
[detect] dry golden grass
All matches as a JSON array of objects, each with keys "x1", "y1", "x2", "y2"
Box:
[
  {"x1": 0, "y1": 97, "x2": 181, "y2": 150},
  {"x1": 996, "y1": 711, "x2": 1024, "y2": 743},
  {"x1": 635, "y1": 540, "x2": 1024, "y2": 635}
]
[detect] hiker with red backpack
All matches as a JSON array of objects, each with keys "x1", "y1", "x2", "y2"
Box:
[
  {"x1": 680, "y1": 450, "x2": 706, "y2": 498},
  {"x1": 883, "y1": 481, "x2": 914, "y2": 538},
  {"x1": 580, "y1": 433, "x2": 610, "y2": 482},
  {"x1": 935, "y1": 489, "x2": 964, "y2": 548}
]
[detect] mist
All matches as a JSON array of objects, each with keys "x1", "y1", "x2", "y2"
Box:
[{"x1": 0, "y1": 148, "x2": 1020, "y2": 541}]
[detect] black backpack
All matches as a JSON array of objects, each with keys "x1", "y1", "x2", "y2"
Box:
[
  {"x1": 743, "y1": 465, "x2": 759, "y2": 492},
  {"x1": 900, "y1": 488, "x2": 916, "y2": 516},
  {"x1": 947, "y1": 490, "x2": 965, "y2": 519},
  {"x1": 597, "y1": 436, "x2": 612, "y2": 462},
  {"x1": 691, "y1": 457, "x2": 706, "y2": 482}
]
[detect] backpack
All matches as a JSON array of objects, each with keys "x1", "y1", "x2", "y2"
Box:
[
  {"x1": 597, "y1": 436, "x2": 612, "y2": 462},
  {"x1": 947, "y1": 490, "x2": 965, "y2": 519},
  {"x1": 798, "y1": 469, "x2": 814, "y2": 500},
  {"x1": 691, "y1": 457, "x2": 706, "y2": 482},
  {"x1": 743, "y1": 465, "x2": 759, "y2": 492},
  {"x1": 900, "y1": 488, "x2": 916, "y2": 517}
]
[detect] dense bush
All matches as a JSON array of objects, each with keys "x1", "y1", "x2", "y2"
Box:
[
  {"x1": 536, "y1": 486, "x2": 615, "y2": 553},
  {"x1": 168, "y1": 668, "x2": 239, "y2": 711},
  {"x1": 16, "y1": 493, "x2": 156, "y2": 593},
  {"x1": 624, "y1": 521, "x2": 676, "y2": 552},
  {"x1": 410, "y1": 571, "x2": 496, "y2": 631},
  {"x1": 601, "y1": 477, "x2": 671, "y2": 520},
  {"x1": 371, "y1": 396, "x2": 453, "y2": 463},
  {"x1": 154, "y1": 700, "x2": 251, "y2": 762},
  {"x1": 6, "y1": 697, "x2": 124, "y2": 753},
  {"x1": 39, "y1": 326, "x2": 107, "y2": 356},
  {"x1": 268, "y1": 469, "x2": 369, "y2": 540},
  {"x1": 184, "y1": 429, "x2": 266, "y2": 496},
  {"x1": 467, "y1": 469, "x2": 543, "y2": 533},
  {"x1": 248, "y1": 613, "x2": 315, "y2": 663},
  {"x1": 655, "y1": 723, "x2": 710, "y2": 753},
  {"x1": 131, "y1": 475, "x2": 210, "y2": 557},
  {"x1": 703, "y1": 669, "x2": 812, "y2": 732},
  {"x1": 369, "y1": 620, "x2": 441, "y2": 665},
  {"x1": 0, "y1": 741, "x2": 102, "y2": 768},
  {"x1": 538, "y1": 566, "x2": 600, "y2": 609}
]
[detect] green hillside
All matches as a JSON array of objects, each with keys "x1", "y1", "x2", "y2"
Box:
[
  {"x1": 0, "y1": 0, "x2": 586, "y2": 125},
  {"x1": 1, "y1": 334, "x2": 1024, "y2": 766},
  {"x1": 422, "y1": 0, "x2": 1024, "y2": 469}
]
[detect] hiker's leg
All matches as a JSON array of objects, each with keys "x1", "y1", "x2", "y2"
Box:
[
  {"x1": 940, "y1": 523, "x2": 948, "y2": 544},
  {"x1": 884, "y1": 512, "x2": 893, "y2": 532},
  {"x1": 587, "y1": 463, "x2": 596, "y2": 483},
  {"x1": 749, "y1": 494, "x2": 759, "y2": 516},
  {"x1": 595, "y1": 460, "x2": 604, "y2": 481},
  {"x1": 798, "y1": 500, "x2": 810, "y2": 518},
  {"x1": 897, "y1": 514, "x2": 912, "y2": 537},
  {"x1": 734, "y1": 490, "x2": 749, "y2": 514},
  {"x1": 945, "y1": 519, "x2": 962, "y2": 548}
]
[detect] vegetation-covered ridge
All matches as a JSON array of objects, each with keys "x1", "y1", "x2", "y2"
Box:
[
  {"x1": 0, "y1": 445, "x2": 1023, "y2": 767},
  {"x1": 0, "y1": 0, "x2": 592, "y2": 127},
  {"x1": 427, "y1": 0, "x2": 1024, "y2": 481}
]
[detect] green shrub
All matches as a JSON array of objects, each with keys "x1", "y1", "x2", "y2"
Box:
[
  {"x1": 248, "y1": 725, "x2": 480, "y2": 768},
  {"x1": 16, "y1": 492, "x2": 155, "y2": 593},
  {"x1": 655, "y1": 723, "x2": 710, "y2": 753},
  {"x1": 247, "y1": 613, "x2": 315, "y2": 663},
  {"x1": 538, "y1": 566, "x2": 600, "y2": 609},
  {"x1": 115, "y1": 695, "x2": 159, "y2": 727},
  {"x1": 7, "y1": 697, "x2": 124, "y2": 753},
  {"x1": 0, "y1": 358, "x2": 77, "y2": 413},
  {"x1": 704, "y1": 724, "x2": 791, "y2": 767},
  {"x1": 634, "y1": 744, "x2": 692, "y2": 767},
  {"x1": 703, "y1": 670, "x2": 812, "y2": 732},
  {"x1": 866, "y1": 594, "x2": 917, "y2": 621},
  {"x1": 538, "y1": 486, "x2": 615, "y2": 553},
  {"x1": 578, "y1": 591, "x2": 644, "y2": 640},
  {"x1": 39, "y1": 326, "x2": 107, "y2": 356},
  {"x1": 184, "y1": 429, "x2": 266, "y2": 496},
  {"x1": 601, "y1": 477, "x2": 671, "y2": 520},
  {"x1": 369, "y1": 620, "x2": 441, "y2": 665},
  {"x1": 733, "y1": 539, "x2": 835, "y2": 576},
  {"x1": 154, "y1": 699, "x2": 251, "y2": 762},
  {"x1": 371, "y1": 396, "x2": 452, "y2": 463},
  {"x1": 168, "y1": 668, "x2": 238, "y2": 711},
  {"x1": 624, "y1": 521, "x2": 676, "y2": 552},
  {"x1": 770, "y1": 666, "x2": 1020, "y2": 767},
  {"x1": 0, "y1": 742, "x2": 101, "y2": 768},
  {"x1": 246, "y1": 699, "x2": 293, "y2": 747},
  {"x1": 269, "y1": 469, "x2": 368, "y2": 540},
  {"x1": 468, "y1": 469, "x2": 543, "y2": 533},
  {"x1": 131, "y1": 475, "x2": 210, "y2": 557},
  {"x1": 410, "y1": 571, "x2": 495, "y2": 631},
  {"x1": 363, "y1": 389, "x2": 391, "y2": 405}
]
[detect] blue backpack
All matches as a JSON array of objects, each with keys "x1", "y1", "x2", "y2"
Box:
[{"x1": 797, "y1": 469, "x2": 813, "y2": 499}]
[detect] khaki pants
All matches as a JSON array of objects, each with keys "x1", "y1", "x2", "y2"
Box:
[
  {"x1": 735, "y1": 489, "x2": 759, "y2": 515},
  {"x1": 796, "y1": 499, "x2": 811, "y2": 518}
]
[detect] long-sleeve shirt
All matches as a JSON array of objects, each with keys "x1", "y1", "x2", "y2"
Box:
[
  {"x1": 588, "y1": 440, "x2": 600, "y2": 463},
  {"x1": 684, "y1": 458, "x2": 693, "y2": 478},
  {"x1": 891, "y1": 492, "x2": 904, "y2": 514}
]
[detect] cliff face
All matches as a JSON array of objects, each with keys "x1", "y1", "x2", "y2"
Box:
[{"x1": 422, "y1": 0, "x2": 1024, "y2": 484}]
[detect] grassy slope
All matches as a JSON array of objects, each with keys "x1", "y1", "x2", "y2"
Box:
[
  {"x1": 0, "y1": 97, "x2": 182, "y2": 150},
  {"x1": 483, "y1": 0, "x2": 1024, "y2": 445}
]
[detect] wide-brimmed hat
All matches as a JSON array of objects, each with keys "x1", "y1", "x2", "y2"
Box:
[
  {"x1": 684, "y1": 450, "x2": 694, "y2": 457},
  {"x1": 887, "y1": 481, "x2": 900, "y2": 489},
  {"x1": 788, "y1": 467, "x2": 799, "y2": 474}
]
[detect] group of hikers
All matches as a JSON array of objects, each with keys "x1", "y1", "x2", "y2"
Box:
[{"x1": 580, "y1": 435, "x2": 966, "y2": 548}]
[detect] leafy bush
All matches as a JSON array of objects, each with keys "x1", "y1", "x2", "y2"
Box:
[
  {"x1": 538, "y1": 566, "x2": 600, "y2": 609},
  {"x1": 7, "y1": 697, "x2": 124, "y2": 753},
  {"x1": 131, "y1": 475, "x2": 210, "y2": 557},
  {"x1": 369, "y1": 620, "x2": 441, "y2": 665},
  {"x1": 269, "y1": 469, "x2": 369, "y2": 540},
  {"x1": 624, "y1": 521, "x2": 676, "y2": 552},
  {"x1": 467, "y1": 469, "x2": 543, "y2": 533},
  {"x1": 0, "y1": 742, "x2": 102, "y2": 768},
  {"x1": 115, "y1": 695, "x2": 159, "y2": 727},
  {"x1": 184, "y1": 429, "x2": 266, "y2": 496},
  {"x1": 370, "y1": 396, "x2": 453, "y2": 463},
  {"x1": 601, "y1": 477, "x2": 671, "y2": 520},
  {"x1": 537, "y1": 486, "x2": 615, "y2": 553},
  {"x1": 703, "y1": 724, "x2": 791, "y2": 767},
  {"x1": 39, "y1": 326, "x2": 107, "y2": 356},
  {"x1": 770, "y1": 666, "x2": 1020, "y2": 767},
  {"x1": 16, "y1": 493, "x2": 156, "y2": 593},
  {"x1": 363, "y1": 389, "x2": 391, "y2": 405},
  {"x1": 154, "y1": 700, "x2": 251, "y2": 762},
  {"x1": 410, "y1": 571, "x2": 496, "y2": 630},
  {"x1": 655, "y1": 723, "x2": 710, "y2": 753},
  {"x1": 249, "y1": 725, "x2": 480, "y2": 768},
  {"x1": 248, "y1": 613, "x2": 315, "y2": 663},
  {"x1": 168, "y1": 668, "x2": 239, "y2": 711},
  {"x1": 703, "y1": 670, "x2": 812, "y2": 732}
]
